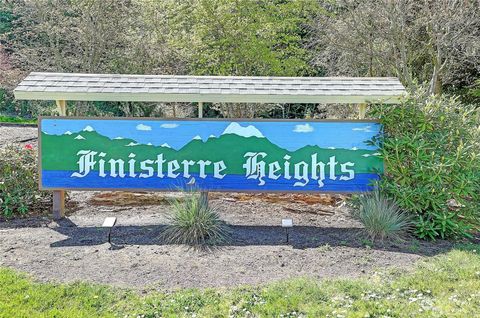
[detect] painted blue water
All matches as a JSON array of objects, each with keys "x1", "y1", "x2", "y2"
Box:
[{"x1": 42, "y1": 170, "x2": 380, "y2": 192}]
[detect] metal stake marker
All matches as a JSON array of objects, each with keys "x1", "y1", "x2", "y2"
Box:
[
  {"x1": 281, "y1": 218, "x2": 293, "y2": 243},
  {"x1": 102, "y1": 217, "x2": 117, "y2": 245}
]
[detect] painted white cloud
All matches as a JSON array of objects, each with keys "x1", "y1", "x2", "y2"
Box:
[
  {"x1": 136, "y1": 124, "x2": 152, "y2": 131},
  {"x1": 161, "y1": 123, "x2": 179, "y2": 129},
  {"x1": 352, "y1": 126, "x2": 372, "y2": 132},
  {"x1": 293, "y1": 123, "x2": 314, "y2": 133}
]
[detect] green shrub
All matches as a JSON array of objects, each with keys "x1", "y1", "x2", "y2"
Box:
[
  {"x1": 370, "y1": 89, "x2": 480, "y2": 239},
  {"x1": 0, "y1": 115, "x2": 37, "y2": 124},
  {"x1": 162, "y1": 191, "x2": 230, "y2": 247},
  {"x1": 353, "y1": 189, "x2": 413, "y2": 241},
  {"x1": 0, "y1": 144, "x2": 51, "y2": 217}
]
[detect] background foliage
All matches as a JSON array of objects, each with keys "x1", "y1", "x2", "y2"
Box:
[{"x1": 2, "y1": 0, "x2": 478, "y2": 118}]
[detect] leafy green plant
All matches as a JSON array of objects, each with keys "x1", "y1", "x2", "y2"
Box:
[
  {"x1": 370, "y1": 88, "x2": 480, "y2": 239},
  {"x1": 415, "y1": 212, "x2": 473, "y2": 240},
  {"x1": 415, "y1": 215, "x2": 440, "y2": 240},
  {"x1": 353, "y1": 189, "x2": 413, "y2": 242},
  {"x1": 0, "y1": 5, "x2": 14, "y2": 34},
  {"x1": 0, "y1": 144, "x2": 51, "y2": 217},
  {"x1": 0, "y1": 115, "x2": 37, "y2": 124},
  {"x1": 161, "y1": 191, "x2": 230, "y2": 247}
]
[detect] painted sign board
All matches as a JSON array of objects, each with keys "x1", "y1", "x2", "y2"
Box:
[{"x1": 39, "y1": 117, "x2": 383, "y2": 192}]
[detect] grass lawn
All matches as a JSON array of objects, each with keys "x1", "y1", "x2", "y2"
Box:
[
  {"x1": 0, "y1": 244, "x2": 479, "y2": 318},
  {"x1": 0, "y1": 115, "x2": 37, "y2": 124}
]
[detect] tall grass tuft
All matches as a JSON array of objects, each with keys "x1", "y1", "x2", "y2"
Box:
[
  {"x1": 353, "y1": 189, "x2": 413, "y2": 242},
  {"x1": 161, "y1": 191, "x2": 230, "y2": 247}
]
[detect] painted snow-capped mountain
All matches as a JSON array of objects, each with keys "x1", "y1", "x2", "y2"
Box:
[
  {"x1": 83, "y1": 125, "x2": 94, "y2": 132},
  {"x1": 161, "y1": 143, "x2": 171, "y2": 148},
  {"x1": 74, "y1": 135, "x2": 85, "y2": 140},
  {"x1": 222, "y1": 122, "x2": 264, "y2": 138},
  {"x1": 113, "y1": 137, "x2": 124, "y2": 140},
  {"x1": 126, "y1": 142, "x2": 139, "y2": 146},
  {"x1": 192, "y1": 135, "x2": 202, "y2": 140},
  {"x1": 64, "y1": 131, "x2": 72, "y2": 135}
]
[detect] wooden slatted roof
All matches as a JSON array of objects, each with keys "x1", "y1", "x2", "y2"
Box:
[{"x1": 14, "y1": 72, "x2": 406, "y2": 104}]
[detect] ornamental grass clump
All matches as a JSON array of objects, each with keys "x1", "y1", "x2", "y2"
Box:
[
  {"x1": 354, "y1": 189, "x2": 413, "y2": 242},
  {"x1": 162, "y1": 192, "x2": 230, "y2": 247}
]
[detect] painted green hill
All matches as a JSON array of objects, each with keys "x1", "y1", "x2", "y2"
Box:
[{"x1": 41, "y1": 130, "x2": 383, "y2": 175}]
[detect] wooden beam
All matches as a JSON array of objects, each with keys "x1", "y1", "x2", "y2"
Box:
[
  {"x1": 15, "y1": 91, "x2": 404, "y2": 104},
  {"x1": 53, "y1": 100, "x2": 67, "y2": 219}
]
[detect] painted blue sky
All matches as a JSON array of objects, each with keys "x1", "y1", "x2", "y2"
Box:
[{"x1": 41, "y1": 119, "x2": 381, "y2": 151}]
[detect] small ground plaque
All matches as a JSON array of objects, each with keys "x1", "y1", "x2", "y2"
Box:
[{"x1": 102, "y1": 217, "x2": 117, "y2": 228}]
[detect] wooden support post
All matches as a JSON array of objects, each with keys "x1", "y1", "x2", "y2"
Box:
[
  {"x1": 198, "y1": 102, "x2": 208, "y2": 206},
  {"x1": 198, "y1": 102, "x2": 203, "y2": 118},
  {"x1": 53, "y1": 190, "x2": 66, "y2": 220},
  {"x1": 56, "y1": 100, "x2": 66, "y2": 116},
  {"x1": 358, "y1": 103, "x2": 367, "y2": 119},
  {"x1": 53, "y1": 100, "x2": 67, "y2": 219}
]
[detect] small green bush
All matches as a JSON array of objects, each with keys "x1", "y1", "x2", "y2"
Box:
[
  {"x1": 0, "y1": 115, "x2": 37, "y2": 124},
  {"x1": 371, "y1": 88, "x2": 480, "y2": 239},
  {"x1": 353, "y1": 189, "x2": 413, "y2": 241},
  {"x1": 162, "y1": 192, "x2": 230, "y2": 247},
  {"x1": 0, "y1": 144, "x2": 51, "y2": 217}
]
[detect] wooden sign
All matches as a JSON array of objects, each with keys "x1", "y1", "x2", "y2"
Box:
[{"x1": 39, "y1": 117, "x2": 383, "y2": 192}]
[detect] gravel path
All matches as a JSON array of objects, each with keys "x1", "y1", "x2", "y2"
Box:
[{"x1": 0, "y1": 125, "x2": 38, "y2": 146}]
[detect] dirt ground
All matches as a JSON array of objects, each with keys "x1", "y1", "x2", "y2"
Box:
[{"x1": 0, "y1": 125, "x2": 453, "y2": 291}]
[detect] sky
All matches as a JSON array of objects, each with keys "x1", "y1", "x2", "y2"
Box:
[{"x1": 41, "y1": 118, "x2": 381, "y2": 151}]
